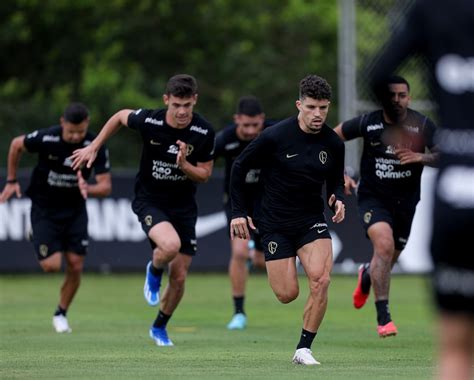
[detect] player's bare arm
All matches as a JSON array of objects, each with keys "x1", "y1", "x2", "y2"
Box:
[
  {"x1": 395, "y1": 147, "x2": 439, "y2": 167},
  {"x1": 0, "y1": 135, "x2": 26, "y2": 202},
  {"x1": 71, "y1": 109, "x2": 133, "y2": 170},
  {"x1": 176, "y1": 140, "x2": 214, "y2": 183},
  {"x1": 77, "y1": 172, "x2": 112, "y2": 200}
]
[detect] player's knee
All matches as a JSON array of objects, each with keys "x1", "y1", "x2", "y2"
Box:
[
  {"x1": 276, "y1": 288, "x2": 299, "y2": 304},
  {"x1": 309, "y1": 275, "x2": 331, "y2": 295},
  {"x1": 374, "y1": 239, "x2": 395, "y2": 260},
  {"x1": 68, "y1": 260, "x2": 83, "y2": 274},
  {"x1": 159, "y1": 239, "x2": 181, "y2": 256},
  {"x1": 41, "y1": 261, "x2": 61, "y2": 273},
  {"x1": 231, "y1": 248, "x2": 249, "y2": 261},
  {"x1": 170, "y1": 272, "x2": 187, "y2": 290}
]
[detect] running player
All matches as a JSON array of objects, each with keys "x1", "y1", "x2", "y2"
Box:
[
  {"x1": 70, "y1": 74, "x2": 215, "y2": 346},
  {"x1": 0, "y1": 103, "x2": 111, "y2": 333},
  {"x1": 215, "y1": 96, "x2": 273, "y2": 330},
  {"x1": 334, "y1": 76, "x2": 437, "y2": 337},
  {"x1": 369, "y1": 1, "x2": 474, "y2": 378},
  {"x1": 230, "y1": 75, "x2": 345, "y2": 365}
]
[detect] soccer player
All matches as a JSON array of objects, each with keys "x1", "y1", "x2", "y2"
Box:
[
  {"x1": 334, "y1": 76, "x2": 437, "y2": 338},
  {"x1": 230, "y1": 75, "x2": 345, "y2": 365},
  {"x1": 215, "y1": 96, "x2": 272, "y2": 330},
  {"x1": 0, "y1": 103, "x2": 111, "y2": 333},
  {"x1": 369, "y1": 1, "x2": 474, "y2": 378},
  {"x1": 70, "y1": 74, "x2": 215, "y2": 347}
]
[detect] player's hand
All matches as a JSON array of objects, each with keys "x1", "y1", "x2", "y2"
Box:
[
  {"x1": 344, "y1": 174, "x2": 357, "y2": 195},
  {"x1": 0, "y1": 182, "x2": 22, "y2": 203},
  {"x1": 70, "y1": 144, "x2": 98, "y2": 170},
  {"x1": 176, "y1": 140, "x2": 188, "y2": 169},
  {"x1": 394, "y1": 147, "x2": 422, "y2": 165},
  {"x1": 329, "y1": 194, "x2": 345, "y2": 223},
  {"x1": 230, "y1": 217, "x2": 255, "y2": 240},
  {"x1": 77, "y1": 171, "x2": 88, "y2": 200}
]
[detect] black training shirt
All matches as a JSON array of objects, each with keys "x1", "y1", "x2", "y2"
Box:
[
  {"x1": 24, "y1": 125, "x2": 110, "y2": 208},
  {"x1": 342, "y1": 109, "x2": 436, "y2": 198},
  {"x1": 127, "y1": 108, "x2": 215, "y2": 205},
  {"x1": 231, "y1": 116, "x2": 344, "y2": 232}
]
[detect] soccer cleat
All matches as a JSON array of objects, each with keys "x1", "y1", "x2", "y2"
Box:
[
  {"x1": 353, "y1": 264, "x2": 370, "y2": 309},
  {"x1": 377, "y1": 321, "x2": 398, "y2": 338},
  {"x1": 52, "y1": 315, "x2": 72, "y2": 333},
  {"x1": 292, "y1": 348, "x2": 321, "y2": 365},
  {"x1": 144, "y1": 261, "x2": 161, "y2": 306},
  {"x1": 227, "y1": 313, "x2": 247, "y2": 330},
  {"x1": 149, "y1": 326, "x2": 174, "y2": 346}
]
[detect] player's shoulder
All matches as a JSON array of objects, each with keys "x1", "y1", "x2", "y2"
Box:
[
  {"x1": 218, "y1": 123, "x2": 237, "y2": 139},
  {"x1": 324, "y1": 125, "x2": 345, "y2": 147},
  {"x1": 190, "y1": 112, "x2": 215, "y2": 136},
  {"x1": 406, "y1": 108, "x2": 434, "y2": 130},
  {"x1": 27, "y1": 125, "x2": 61, "y2": 141},
  {"x1": 263, "y1": 116, "x2": 296, "y2": 137}
]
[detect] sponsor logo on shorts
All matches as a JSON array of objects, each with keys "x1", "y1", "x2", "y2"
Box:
[
  {"x1": 39, "y1": 244, "x2": 48, "y2": 257},
  {"x1": 319, "y1": 151, "x2": 327, "y2": 164},
  {"x1": 144, "y1": 215, "x2": 153, "y2": 226},
  {"x1": 268, "y1": 241, "x2": 278, "y2": 255},
  {"x1": 191, "y1": 239, "x2": 197, "y2": 251},
  {"x1": 364, "y1": 212, "x2": 372, "y2": 224}
]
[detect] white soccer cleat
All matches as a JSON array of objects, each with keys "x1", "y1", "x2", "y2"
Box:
[
  {"x1": 52, "y1": 315, "x2": 72, "y2": 333},
  {"x1": 292, "y1": 348, "x2": 320, "y2": 365}
]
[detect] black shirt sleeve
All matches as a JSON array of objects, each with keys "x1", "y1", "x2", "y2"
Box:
[
  {"x1": 214, "y1": 129, "x2": 226, "y2": 158},
  {"x1": 127, "y1": 109, "x2": 150, "y2": 131},
  {"x1": 230, "y1": 131, "x2": 274, "y2": 218},
  {"x1": 196, "y1": 128, "x2": 216, "y2": 162},
  {"x1": 370, "y1": 1, "x2": 426, "y2": 97},
  {"x1": 23, "y1": 130, "x2": 43, "y2": 153},
  {"x1": 341, "y1": 115, "x2": 366, "y2": 140},
  {"x1": 422, "y1": 117, "x2": 437, "y2": 150},
  {"x1": 326, "y1": 139, "x2": 345, "y2": 211},
  {"x1": 92, "y1": 145, "x2": 111, "y2": 175}
]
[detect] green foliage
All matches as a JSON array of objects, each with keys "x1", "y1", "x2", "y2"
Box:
[{"x1": 0, "y1": 0, "x2": 338, "y2": 168}]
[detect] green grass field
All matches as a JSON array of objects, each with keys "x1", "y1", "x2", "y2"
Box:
[{"x1": 0, "y1": 273, "x2": 436, "y2": 379}]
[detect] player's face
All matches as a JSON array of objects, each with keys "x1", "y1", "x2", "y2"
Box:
[
  {"x1": 61, "y1": 118, "x2": 89, "y2": 144},
  {"x1": 387, "y1": 83, "x2": 410, "y2": 117},
  {"x1": 164, "y1": 94, "x2": 197, "y2": 128},
  {"x1": 234, "y1": 114, "x2": 265, "y2": 141},
  {"x1": 296, "y1": 97, "x2": 330, "y2": 134}
]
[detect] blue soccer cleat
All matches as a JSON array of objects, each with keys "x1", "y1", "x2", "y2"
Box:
[
  {"x1": 144, "y1": 261, "x2": 161, "y2": 306},
  {"x1": 149, "y1": 326, "x2": 174, "y2": 346},
  {"x1": 227, "y1": 313, "x2": 247, "y2": 330}
]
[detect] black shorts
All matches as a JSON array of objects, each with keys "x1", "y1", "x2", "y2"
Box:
[
  {"x1": 224, "y1": 201, "x2": 263, "y2": 251},
  {"x1": 30, "y1": 203, "x2": 88, "y2": 260},
  {"x1": 132, "y1": 198, "x2": 197, "y2": 256},
  {"x1": 431, "y1": 194, "x2": 474, "y2": 314},
  {"x1": 357, "y1": 192, "x2": 418, "y2": 251},
  {"x1": 260, "y1": 215, "x2": 331, "y2": 262}
]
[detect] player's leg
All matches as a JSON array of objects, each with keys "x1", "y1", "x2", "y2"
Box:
[
  {"x1": 227, "y1": 238, "x2": 250, "y2": 329},
  {"x1": 438, "y1": 313, "x2": 474, "y2": 380},
  {"x1": 149, "y1": 253, "x2": 192, "y2": 347},
  {"x1": 265, "y1": 258, "x2": 299, "y2": 304},
  {"x1": 149, "y1": 210, "x2": 196, "y2": 346},
  {"x1": 51, "y1": 206, "x2": 88, "y2": 333},
  {"x1": 251, "y1": 231, "x2": 266, "y2": 270},
  {"x1": 290, "y1": 238, "x2": 332, "y2": 366},
  {"x1": 367, "y1": 221, "x2": 398, "y2": 337}
]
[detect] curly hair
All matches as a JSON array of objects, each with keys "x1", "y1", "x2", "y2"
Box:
[{"x1": 299, "y1": 75, "x2": 332, "y2": 101}]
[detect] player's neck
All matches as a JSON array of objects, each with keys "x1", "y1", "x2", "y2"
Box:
[
  {"x1": 165, "y1": 111, "x2": 190, "y2": 129},
  {"x1": 383, "y1": 109, "x2": 407, "y2": 125}
]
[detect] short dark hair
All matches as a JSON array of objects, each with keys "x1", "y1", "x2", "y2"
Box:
[
  {"x1": 165, "y1": 74, "x2": 198, "y2": 97},
  {"x1": 63, "y1": 102, "x2": 89, "y2": 124},
  {"x1": 236, "y1": 96, "x2": 263, "y2": 116},
  {"x1": 299, "y1": 75, "x2": 332, "y2": 101},
  {"x1": 387, "y1": 75, "x2": 410, "y2": 91}
]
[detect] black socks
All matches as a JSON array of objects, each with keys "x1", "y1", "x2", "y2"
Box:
[
  {"x1": 153, "y1": 310, "x2": 172, "y2": 328},
  {"x1": 296, "y1": 328, "x2": 317, "y2": 350},
  {"x1": 375, "y1": 300, "x2": 392, "y2": 325},
  {"x1": 233, "y1": 296, "x2": 245, "y2": 315}
]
